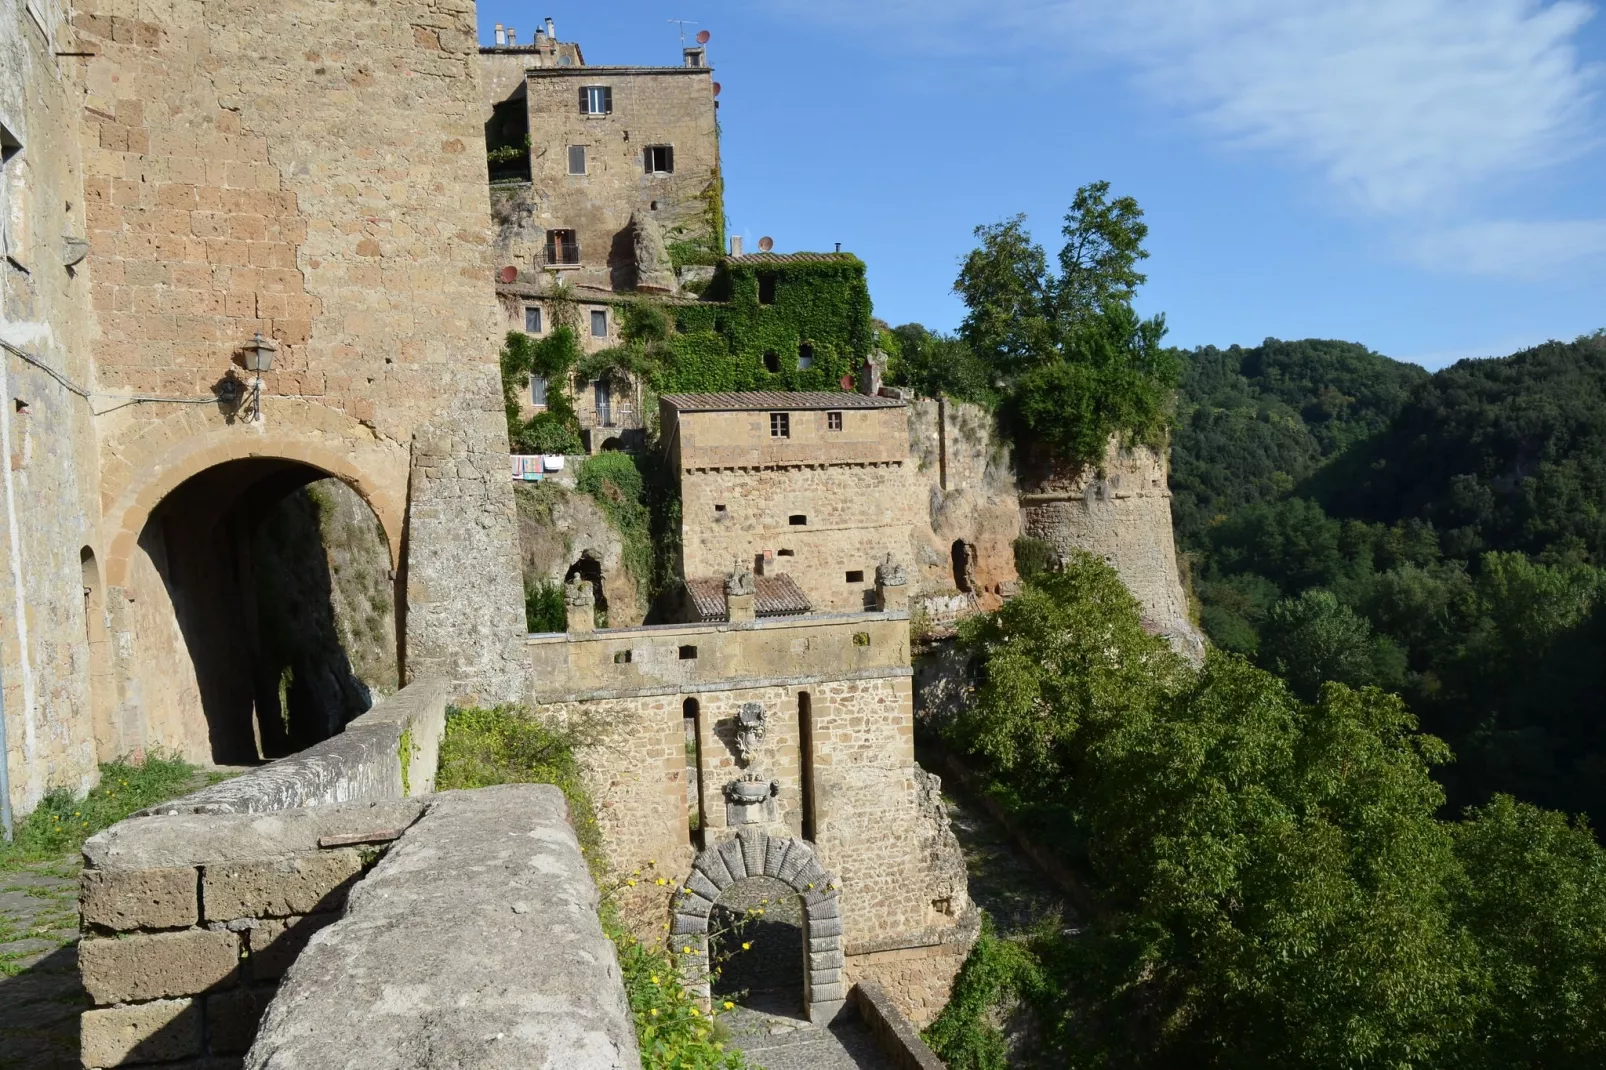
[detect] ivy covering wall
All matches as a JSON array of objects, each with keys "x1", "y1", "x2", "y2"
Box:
[{"x1": 658, "y1": 257, "x2": 874, "y2": 394}]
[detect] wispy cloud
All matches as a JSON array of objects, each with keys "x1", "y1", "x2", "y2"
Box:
[
  {"x1": 776, "y1": 0, "x2": 1604, "y2": 275},
  {"x1": 1406, "y1": 218, "x2": 1606, "y2": 277}
]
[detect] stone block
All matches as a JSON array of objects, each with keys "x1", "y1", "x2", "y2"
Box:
[
  {"x1": 81, "y1": 865, "x2": 198, "y2": 931},
  {"x1": 807, "y1": 896, "x2": 840, "y2": 920},
  {"x1": 670, "y1": 913, "x2": 707, "y2": 936},
  {"x1": 206, "y1": 984, "x2": 275, "y2": 1054},
  {"x1": 762, "y1": 836, "x2": 792, "y2": 877},
  {"x1": 716, "y1": 838, "x2": 747, "y2": 882},
  {"x1": 808, "y1": 934, "x2": 841, "y2": 953},
  {"x1": 685, "y1": 869, "x2": 720, "y2": 902},
  {"x1": 202, "y1": 849, "x2": 363, "y2": 921},
  {"x1": 810, "y1": 916, "x2": 843, "y2": 938},
  {"x1": 81, "y1": 998, "x2": 202, "y2": 1067},
  {"x1": 80, "y1": 928, "x2": 240, "y2": 1004},
  {"x1": 246, "y1": 913, "x2": 339, "y2": 980},
  {"x1": 810, "y1": 981, "x2": 846, "y2": 1002},
  {"x1": 676, "y1": 891, "x2": 713, "y2": 919}
]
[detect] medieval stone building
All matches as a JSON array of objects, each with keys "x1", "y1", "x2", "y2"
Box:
[{"x1": 0, "y1": 0, "x2": 528, "y2": 825}]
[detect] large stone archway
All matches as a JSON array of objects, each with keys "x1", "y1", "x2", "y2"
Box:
[{"x1": 672, "y1": 829, "x2": 845, "y2": 1024}]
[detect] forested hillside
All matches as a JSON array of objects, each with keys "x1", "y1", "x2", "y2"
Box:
[{"x1": 1178, "y1": 331, "x2": 1606, "y2": 823}]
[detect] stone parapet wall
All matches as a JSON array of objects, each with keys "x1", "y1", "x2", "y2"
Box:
[
  {"x1": 137, "y1": 678, "x2": 448, "y2": 817},
  {"x1": 527, "y1": 611, "x2": 911, "y2": 702},
  {"x1": 245, "y1": 786, "x2": 639, "y2": 1070},
  {"x1": 850, "y1": 979, "x2": 948, "y2": 1068},
  {"x1": 78, "y1": 798, "x2": 427, "y2": 1068}
]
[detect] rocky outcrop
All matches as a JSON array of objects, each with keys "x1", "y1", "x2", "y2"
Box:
[{"x1": 514, "y1": 481, "x2": 644, "y2": 627}]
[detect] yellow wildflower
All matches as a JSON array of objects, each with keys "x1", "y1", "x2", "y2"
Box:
[
  {"x1": 741, "y1": 941, "x2": 752, "y2": 950},
  {"x1": 723, "y1": 1000, "x2": 735, "y2": 1010}
]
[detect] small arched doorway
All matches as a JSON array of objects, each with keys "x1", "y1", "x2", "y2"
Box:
[
  {"x1": 564, "y1": 551, "x2": 607, "y2": 623},
  {"x1": 711, "y1": 875, "x2": 805, "y2": 1017},
  {"x1": 951, "y1": 539, "x2": 977, "y2": 594},
  {"x1": 673, "y1": 829, "x2": 845, "y2": 1024},
  {"x1": 130, "y1": 457, "x2": 398, "y2": 764}
]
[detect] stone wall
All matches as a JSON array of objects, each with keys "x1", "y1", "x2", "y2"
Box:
[
  {"x1": 1, "y1": 0, "x2": 107, "y2": 816},
  {"x1": 906, "y1": 398, "x2": 1021, "y2": 626},
  {"x1": 404, "y1": 419, "x2": 531, "y2": 704},
  {"x1": 77, "y1": 797, "x2": 427, "y2": 1068},
  {"x1": 527, "y1": 611, "x2": 974, "y2": 1026},
  {"x1": 1020, "y1": 439, "x2": 1203, "y2": 658},
  {"x1": 246, "y1": 786, "x2": 639, "y2": 1070}
]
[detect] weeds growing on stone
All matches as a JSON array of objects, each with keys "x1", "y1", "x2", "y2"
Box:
[{"x1": 0, "y1": 755, "x2": 199, "y2": 870}]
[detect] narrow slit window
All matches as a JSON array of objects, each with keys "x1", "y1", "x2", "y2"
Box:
[
  {"x1": 678, "y1": 645, "x2": 698, "y2": 660},
  {"x1": 758, "y1": 273, "x2": 777, "y2": 305},
  {"x1": 645, "y1": 145, "x2": 674, "y2": 174},
  {"x1": 777, "y1": 548, "x2": 794, "y2": 557},
  {"x1": 846, "y1": 570, "x2": 864, "y2": 583},
  {"x1": 770, "y1": 412, "x2": 790, "y2": 438},
  {"x1": 789, "y1": 514, "x2": 807, "y2": 526},
  {"x1": 567, "y1": 145, "x2": 587, "y2": 175},
  {"x1": 827, "y1": 411, "x2": 842, "y2": 432}
]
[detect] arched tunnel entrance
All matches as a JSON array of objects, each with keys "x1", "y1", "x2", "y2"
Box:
[
  {"x1": 710, "y1": 876, "x2": 807, "y2": 1019},
  {"x1": 136, "y1": 457, "x2": 399, "y2": 764}
]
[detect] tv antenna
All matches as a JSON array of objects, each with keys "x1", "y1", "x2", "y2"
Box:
[{"x1": 668, "y1": 18, "x2": 699, "y2": 45}]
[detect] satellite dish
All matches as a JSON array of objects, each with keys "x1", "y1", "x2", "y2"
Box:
[
  {"x1": 498, "y1": 265, "x2": 518, "y2": 283},
  {"x1": 758, "y1": 236, "x2": 774, "y2": 252},
  {"x1": 711, "y1": 81, "x2": 721, "y2": 97},
  {"x1": 696, "y1": 29, "x2": 710, "y2": 43}
]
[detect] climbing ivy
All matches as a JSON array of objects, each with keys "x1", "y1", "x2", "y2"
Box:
[{"x1": 658, "y1": 257, "x2": 874, "y2": 395}]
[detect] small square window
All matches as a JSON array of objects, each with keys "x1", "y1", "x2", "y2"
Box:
[
  {"x1": 590, "y1": 309, "x2": 608, "y2": 337},
  {"x1": 827, "y1": 411, "x2": 842, "y2": 432},
  {"x1": 581, "y1": 85, "x2": 613, "y2": 115},
  {"x1": 645, "y1": 145, "x2": 674, "y2": 174},
  {"x1": 613, "y1": 650, "x2": 633, "y2": 664},
  {"x1": 846, "y1": 570, "x2": 865, "y2": 583},
  {"x1": 770, "y1": 412, "x2": 790, "y2": 438},
  {"x1": 546, "y1": 229, "x2": 579, "y2": 265},
  {"x1": 798, "y1": 343, "x2": 814, "y2": 370},
  {"x1": 789, "y1": 514, "x2": 807, "y2": 526},
  {"x1": 758, "y1": 273, "x2": 777, "y2": 305},
  {"x1": 530, "y1": 375, "x2": 548, "y2": 407},
  {"x1": 678, "y1": 645, "x2": 698, "y2": 660},
  {"x1": 567, "y1": 145, "x2": 587, "y2": 175},
  {"x1": 715, "y1": 503, "x2": 727, "y2": 513},
  {"x1": 525, "y1": 306, "x2": 543, "y2": 334}
]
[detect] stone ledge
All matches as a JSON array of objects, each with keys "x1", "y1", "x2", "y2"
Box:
[
  {"x1": 532, "y1": 665, "x2": 913, "y2": 704},
  {"x1": 850, "y1": 980, "x2": 946, "y2": 1070},
  {"x1": 135, "y1": 678, "x2": 447, "y2": 817},
  {"x1": 243, "y1": 785, "x2": 640, "y2": 1070}
]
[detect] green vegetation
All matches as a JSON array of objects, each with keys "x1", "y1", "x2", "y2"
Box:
[
  {"x1": 1177, "y1": 331, "x2": 1606, "y2": 823},
  {"x1": 886, "y1": 182, "x2": 1181, "y2": 468},
  {"x1": 435, "y1": 706, "x2": 745, "y2": 1069},
  {"x1": 524, "y1": 579, "x2": 566, "y2": 633},
  {"x1": 501, "y1": 326, "x2": 586, "y2": 455},
  {"x1": 929, "y1": 551, "x2": 1606, "y2": 1069},
  {"x1": 0, "y1": 755, "x2": 200, "y2": 869}
]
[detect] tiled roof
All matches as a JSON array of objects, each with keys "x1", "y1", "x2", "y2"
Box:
[
  {"x1": 725, "y1": 252, "x2": 859, "y2": 264},
  {"x1": 662, "y1": 391, "x2": 904, "y2": 412},
  {"x1": 686, "y1": 574, "x2": 813, "y2": 621}
]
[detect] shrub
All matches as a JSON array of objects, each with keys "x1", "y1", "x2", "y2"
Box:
[{"x1": 0, "y1": 754, "x2": 199, "y2": 868}]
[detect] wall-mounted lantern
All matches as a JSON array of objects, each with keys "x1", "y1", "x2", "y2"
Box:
[{"x1": 243, "y1": 333, "x2": 277, "y2": 421}]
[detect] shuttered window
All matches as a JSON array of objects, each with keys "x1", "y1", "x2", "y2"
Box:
[
  {"x1": 567, "y1": 145, "x2": 586, "y2": 175},
  {"x1": 645, "y1": 145, "x2": 674, "y2": 174},
  {"x1": 580, "y1": 85, "x2": 613, "y2": 115}
]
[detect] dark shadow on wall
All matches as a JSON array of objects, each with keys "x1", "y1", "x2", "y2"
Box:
[
  {"x1": 140, "y1": 460, "x2": 396, "y2": 764},
  {"x1": 711, "y1": 877, "x2": 807, "y2": 1021}
]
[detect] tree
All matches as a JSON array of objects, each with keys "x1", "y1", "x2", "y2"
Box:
[
  {"x1": 953, "y1": 184, "x2": 1180, "y2": 466},
  {"x1": 885, "y1": 322, "x2": 996, "y2": 406},
  {"x1": 1259, "y1": 589, "x2": 1400, "y2": 700}
]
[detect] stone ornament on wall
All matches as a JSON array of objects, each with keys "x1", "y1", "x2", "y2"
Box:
[
  {"x1": 734, "y1": 701, "x2": 767, "y2": 765},
  {"x1": 671, "y1": 828, "x2": 846, "y2": 1023},
  {"x1": 875, "y1": 554, "x2": 908, "y2": 588},
  {"x1": 722, "y1": 772, "x2": 779, "y2": 826}
]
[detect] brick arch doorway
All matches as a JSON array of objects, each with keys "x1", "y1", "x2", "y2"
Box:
[
  {"x1": 672, "y1": 829, "x2": 845, "y2": 1024},
  {"x1": 121, "y1": 456, "x2": 400, "y2": 766}
]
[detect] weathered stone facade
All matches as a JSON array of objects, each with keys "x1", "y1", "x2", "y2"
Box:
[
  {"x1": 2, "y1": 0, "x2": 530, "y2": 812},
  {"x1": 665, "y1": 393, "x2": 924, "y2": 613},
  {"x1": 1021, "y1": 439, "x2": 1204, "y2": 658}
]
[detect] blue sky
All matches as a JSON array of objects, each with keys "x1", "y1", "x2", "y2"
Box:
[{"x1": 475, "y1": 2, "x2": 1606, "y2": 368}]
